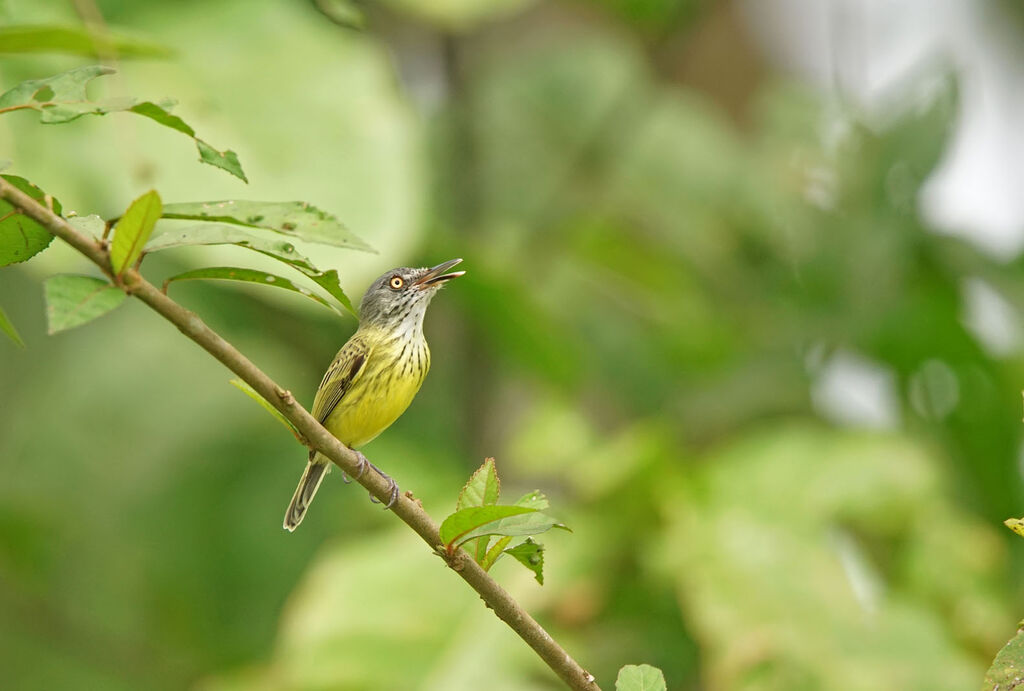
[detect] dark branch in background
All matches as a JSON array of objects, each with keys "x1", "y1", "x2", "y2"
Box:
[{"x1": 0, "y1": 177, "x2": 599, "y2": 691}]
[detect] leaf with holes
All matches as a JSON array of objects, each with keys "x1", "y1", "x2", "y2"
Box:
[
  {"x1": 0, "y1": 175, "x2": 60, "y2": 266},
  {"x1": 44, "y1": 275, "x2": 125, "y2": 334},
  {"x1": 163, "y1": 266, "x2": 340, "y2": 313},
  {"x1": 0, "y1": 24, "x2": 172, "y2": 58},
  {"x1": 0, "y1": 67, "x2": 246, "y2": 181},
  {"x1": 615, "y1": 664, "x2": 667, "y2": 691},
  {"x1": 983, "y1": 628, "x2": 1024, "y2": 691},
  {"x1": 503, "y1": 538, "x2": 544, "y2": 584},
  {"x1": 128, "y1": 102, "x2": 246, "y2": 182},
  {"x1": 144, "y1": 222, "x2": 353, "y2": 314},
  {"x1": 0, "y1": 303, "x2": 25, "y2": 347},
  {"x1": 160, "y1": 200, "x2": 371, "y2": 251},
  {"x1": 110, "y1": 190, "x2": 161, "y2": 275},
  {"x1": 1005, "y1": 517, "x2": 1024, "y2": 539}
]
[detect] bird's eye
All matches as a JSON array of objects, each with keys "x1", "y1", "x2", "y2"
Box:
[{"x1": 389, "y1": 276, "x2": 404, "y2": 290}]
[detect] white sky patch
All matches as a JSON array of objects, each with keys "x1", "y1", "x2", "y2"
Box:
[
  {"x1": 961, "y1": 277, "x2": 1023, "y2": 356},
  {"x1": 811, "y1": 349, "x2": 901, "y2": 429}
]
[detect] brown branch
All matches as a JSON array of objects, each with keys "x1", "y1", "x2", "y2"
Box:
[{"x1": 0, "y1": 177, "x2": 600, "y2": 691}]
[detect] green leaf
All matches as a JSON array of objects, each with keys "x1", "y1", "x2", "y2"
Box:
[
  {"x1": 146, "y1": 223, "x2": 315, "y2": 264},
  {"x1": 457, "y1": 510, "x2": 569, "y2": 546},
  {"x1": 439, "y1": 505, "x2": 568, "y2": 550},
  {"x1": 479, "y1": 535, "x2": 511, "y2": 571},
  {"x1": 455, "y1": 457, "x2": 503, "y2": 563},
  {"x1": 982, "y1": 629, "x2": 1024, "y2": 691},
  {"x1": 0, "y1": 67, "x2": 246, "y2": 181},
  {"x1": 439, "y1": 506, "x2": 535, "y2": 548},
  {"x1": 514, "y1": 489, "x2": 549, "y2": 511},
  {"x1": 0, "y1": 303, "x2": 25, "y2": 347},
  {"x1": 43, "y1": 275, "x2": 125, "y2": 334},
  {"x1": 0, "y1": 175, "x2": 60, "y2": 266},
  {"x1": 503, "y1": 538, "x2": 544, "y2": 584},
  {"x1": 110, "y1": 190, "x2": 161, "y2": 275},
  {"x1": 1003, "y1": 517, "x2": 1024, "y2": 538},
  {"x1": 159, "y1": 200, "x2": 371, "y2": 251},
  {"x1": 143, "y1": 222, "x2": 352, "y2": 313},
  {"x1": 129, "y1": 102, "x2": 247, "y2": 182},
  {"x1": 229, "y1": 379, "x2": 299, "y2": 438},
  {"x1": 163, "y1": 266, "x2": 339, "y2": 313},
  {"x1": 615, "y1": 664, "x2": 667, "y2": 691},
  {"x1": 0, "y1": 24, "x2": 172, "y2": 58},
  {"x1": 312, "y1": 0, "x2": 366, "y2": 29},
  {"x1": 0, "y1": 65, "x2": 115, "y2": 123},
  {"x1": 68, "y1": 214, "x2": 105, "y2": 237},
  {"x1": 456, "y1": 457, "x2": 501, "y2": 510}
]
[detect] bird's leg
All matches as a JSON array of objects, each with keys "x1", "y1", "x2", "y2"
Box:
[
  {"x1": 341, "y1": 450, "x2": 370, "y2": 484},
  {"x1": 367, "y1": 462, "x2": 400, "y2": 509}
]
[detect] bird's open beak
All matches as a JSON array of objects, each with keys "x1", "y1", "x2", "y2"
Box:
[{"x1": 415, "y1": 258, "x2": 465, "y2": 289}]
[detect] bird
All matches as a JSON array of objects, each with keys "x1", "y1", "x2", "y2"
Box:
[{"x1": 283, "y1": 258, "x2": 465, "y2": 531}]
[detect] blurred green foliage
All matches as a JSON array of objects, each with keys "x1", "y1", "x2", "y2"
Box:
[{"x1": 3, "y1": 0, "x2": 1024, "y2": 690}]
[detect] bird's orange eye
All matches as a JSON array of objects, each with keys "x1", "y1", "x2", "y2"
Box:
[{"x1": 389, "y1": 276, "x2": 404, "y2": 290}]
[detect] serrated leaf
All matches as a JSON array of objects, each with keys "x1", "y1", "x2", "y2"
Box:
[
  {"x1": 160, "y1": 200, "x2": 371, "y2": 251},
  {"x1": 1004, "y1": 517, "x2": 1024, "y2": 539},
  {"x1": 503, "y1": 538, "x2": 544, "y2": 584},
  {"x1": 229, "y1": 379, "x2": 299, "y2": 438},
  {"x1": 194, "y1": 140, "x2": 247, "y2": 183},
  {"x1": 615, "y1": 664, "x2": 667, "y2": 691},
  {"x1": 0, "y1": 67, "x2": 246, "y2": 181},
  {"x1": 44, "y1": 275, "x2": 125, "y2": 334},
  {"x1": 110, "y1": 190, "x2": 161, "y2": 275},
  {"x1": 0, "y1": 303, "x2": 25, "y2": 347},
  {"x1": 456, "y1": 458, "x2": 502, "y2": 563},
  {"x1": 0, "y1": 175, "x2": 60, "y2": 266},
  {"x1": 0, "y1": 24, "x2": 172, "y2": 58},
  {"x1": 457, "y1": 457, "x2": 501, "y2": 510},
  {"x1": 514, "y1": 490, "x2": 549, "y2": 511},
  {"x1": 163, "y1": 266, "x2": 339, "y2": 313},
  {"x1": 479, "y1": 535, "x2": 512, "y2": 571}
]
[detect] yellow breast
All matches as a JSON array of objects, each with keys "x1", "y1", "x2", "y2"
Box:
[{"x1": 324, "y1": 337, "x2": 430, "y2": 448}]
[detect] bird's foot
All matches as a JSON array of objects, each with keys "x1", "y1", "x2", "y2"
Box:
[
  {"x1": 341, "y1": 451, "x2": 370, "y2": 484},
  {"x1": 367, "y1": 462, "x2": 399, "y2": 509}
]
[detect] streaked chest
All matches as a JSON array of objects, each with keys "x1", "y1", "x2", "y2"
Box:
[{"x1": 326, "y1": 335, "x2": 430, "y2": 448}]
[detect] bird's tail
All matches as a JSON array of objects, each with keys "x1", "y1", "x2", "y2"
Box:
[{"x1": 284, "y1": 454, "x2": 330, "y2": 532}]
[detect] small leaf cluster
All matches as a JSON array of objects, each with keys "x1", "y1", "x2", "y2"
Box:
[
  {"x1": 439, "y1": 458, "x2": 568, "y2": 584},
  {"x1": 0, "y1": 66, "x2": 371, "y2": 345}
]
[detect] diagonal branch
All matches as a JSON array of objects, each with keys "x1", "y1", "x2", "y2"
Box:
[{"x1": 0, "y1": 177, "x2": 599, "y2": 691}]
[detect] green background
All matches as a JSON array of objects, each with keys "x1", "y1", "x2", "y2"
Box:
[{"x1": 2, "y1": 0, "x2": 1023, "y2": 689}]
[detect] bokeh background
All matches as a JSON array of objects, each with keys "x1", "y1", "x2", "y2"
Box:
[{"x1": 3, "y1": 0, "x2": 1024, "y2": 689}]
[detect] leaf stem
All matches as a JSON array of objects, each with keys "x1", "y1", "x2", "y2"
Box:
[{"x1": 0, "y1": 177, "x2": 601, "y2": 691}]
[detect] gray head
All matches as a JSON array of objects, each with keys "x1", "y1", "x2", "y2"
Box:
[{"x1": 358, "y1": 258, "x2": 464, "y2": 330}]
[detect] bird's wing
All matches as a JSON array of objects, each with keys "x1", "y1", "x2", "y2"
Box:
[{"x1": 310, "y1": 334, "x2": 372, "y2": 426}]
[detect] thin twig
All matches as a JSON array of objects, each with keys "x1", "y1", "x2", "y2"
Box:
[{"x1": 0, "y1": 177, "x2": 600, "y2": 691}]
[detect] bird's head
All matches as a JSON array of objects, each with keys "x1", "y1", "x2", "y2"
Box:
[{"x1": 358, "y1": 258, "x2": 464, "y2": 330}]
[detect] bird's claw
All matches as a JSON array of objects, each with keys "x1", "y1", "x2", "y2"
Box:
[
  {"x1": 342, "y1": 451, "x2": 370, "y2": 484},
  {"x1": 367, "y1": 462, "x2": 399, "y2": 509}
]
